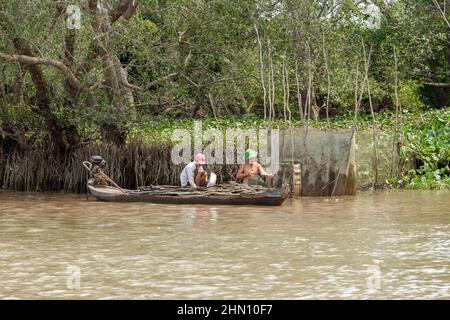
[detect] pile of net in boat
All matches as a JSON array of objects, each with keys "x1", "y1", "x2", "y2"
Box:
[{"x1": 132, "y1": 181, "x2": 275, "y2": 196}]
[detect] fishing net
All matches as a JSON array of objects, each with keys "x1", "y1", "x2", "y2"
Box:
[
  {"x1": 276, "y1": 126, "x2": 356, "y2": 196},
  {"x1": 134, "y1": 181, "x2": 276, "y2": 196}
]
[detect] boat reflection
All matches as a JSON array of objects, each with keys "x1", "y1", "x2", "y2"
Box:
[{"x1": 181, "y1": 207, "x2": 219, "y2": 229}]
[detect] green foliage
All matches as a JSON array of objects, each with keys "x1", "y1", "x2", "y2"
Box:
[
  {"x1": 397, "y1": 109, "x2": 450, "y2": 189},
  {"x1": 399, "y1": 80, "x2": 425, "y2": 112},
  {"x1": 394, "y1": 169, "x2": 450, "y2": 190}
]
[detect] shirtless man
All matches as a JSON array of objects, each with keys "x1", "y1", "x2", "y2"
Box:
[{"x1": 237, "y1": 149, "x2": 273, "y2": 186}]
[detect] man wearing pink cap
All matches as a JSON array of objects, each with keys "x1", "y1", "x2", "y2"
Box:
[{"x1": 180, "y1": 153, "x2": 216, "y2": 188}]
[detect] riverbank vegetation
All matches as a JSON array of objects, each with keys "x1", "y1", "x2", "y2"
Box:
[
  {"x1": 0, "y1": 1, "x2": 448, "y2": 192},
  {"x1": 129, "y1": 108, "x2": 450, "y2": 189}
]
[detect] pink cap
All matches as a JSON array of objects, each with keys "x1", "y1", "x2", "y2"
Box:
[{"x1": 194, "y1": 153, "x2": 206, "y2": 165}]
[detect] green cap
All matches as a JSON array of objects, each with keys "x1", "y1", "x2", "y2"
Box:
[{"x1": 244, "y1": 149, "x2": 258, "y2": 161}]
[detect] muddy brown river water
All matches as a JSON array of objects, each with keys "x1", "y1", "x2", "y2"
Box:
[{"x1": 0, "y1": 190, "x2": 448, "y2": 299}]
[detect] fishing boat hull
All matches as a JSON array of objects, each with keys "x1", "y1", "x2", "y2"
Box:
[{"x1": 87, "y1": 183, "x2": 289, "y2": 206}]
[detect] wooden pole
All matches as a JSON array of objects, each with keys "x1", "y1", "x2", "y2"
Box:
[
  {"x1": 269, "y1": 40, "x2": 276, "y2": 121},
  {"x1": 295, "y1": 60, "x2": 304, "y2": 123},
  {"x1": 361, "y1": 39, "x2": 379, "y2": 185},
  {"x1": 353, "y1": 64, "x2": 360, "y2": 126},
  {"x1": 285, "y1": 60, "x2": 292, "y2": 123},
  {"x1": 322, "y1": 30, "x2": 331, "y2": 126},
  {"x1": 391, "y1": 45, "x2": 401, "y2": 178},
  {"x1": 282, "y1": 55, "x2": 287, "y2": 122},
  {"x1": 306, "y1": 42, "x2": 312, "y2": 121},
  {"x1": 267, "y1": 39, "x2": 274, "y2": 121},
  {"x1": 254, "y1": 24, "x2": 267, "y2": 120}
]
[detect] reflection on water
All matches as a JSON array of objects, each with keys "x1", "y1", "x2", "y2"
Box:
[{"x1": 0, "y1": 190, "x2": 449, "y2": 299}]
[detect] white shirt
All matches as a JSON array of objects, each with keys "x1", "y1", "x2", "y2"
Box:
[{"x1": 180, "y1": 162, "x2": 198, "y2": 187}]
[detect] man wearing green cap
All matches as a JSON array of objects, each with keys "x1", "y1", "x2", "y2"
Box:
[{"x1": 237, "y1": 149, "x2": 273, "y2": 186}]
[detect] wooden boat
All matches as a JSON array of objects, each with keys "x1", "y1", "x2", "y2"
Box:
[{"x1": 87, "y1": 180, "x2": 289, "y2": 206}]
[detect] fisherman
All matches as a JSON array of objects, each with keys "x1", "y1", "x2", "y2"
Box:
[
  {"x1": 180, "y1": 153, "x2": 217, "y2": 188},
  {"x1": 237, "y1": 149, "x2": 273, "y2": 186},
  {"x1": 90, "y1": 155, "x2": 109, "y2": 186}
]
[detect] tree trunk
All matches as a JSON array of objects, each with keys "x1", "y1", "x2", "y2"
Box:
[
  {"x1": 12, "y1": 38, "x2": 79, "y2": 152},
  {"x1": 89, "y1": 0, "x2": 139, "y2": 145}
]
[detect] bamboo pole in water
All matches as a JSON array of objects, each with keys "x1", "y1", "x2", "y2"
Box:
[
  {"x1": 269, "y1": 40, "x2": 276, "y2": 121},
  {"x1": 282, "y1": 54, "x2": 287, "y2": 122},
  {"x1": 267, "y1": 39, "x2": 274, "y2": 121},
  {"x1": 361, "y1": 39, "x2": 379, "y2": 185},
  {"x1": 267, "y1": 39, "x2": 275, "y2": 121},
  {"x1": 322, "y1": 30, "x2": 331, "y2": 127},
  {"x1": 306, "y1": 42, "x2": 312, "y2": 121},
  {"x1": 254, "y1": 24, "x2": 267, "y2": 120},
  {"x1": 282, "y1": 55, "x2": 293, "y2": 125},
  {"x1": 295, "y1": 60, "x2": 304, "y2": 123},
  {"x1": 391, "y1": 45, "x2": 402, "y2": 178},
  {"x1": 353, "y1": 64, "x2": 360, "y2": 126},
  {"x1": 285, "y1": 60, "x2": 292, "y2": 123}
]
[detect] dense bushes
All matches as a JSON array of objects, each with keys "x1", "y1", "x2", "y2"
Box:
[{"x1": 395, "y1": 109, "x2": 450, "y2": 189}]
